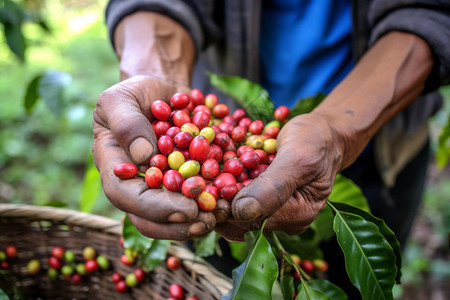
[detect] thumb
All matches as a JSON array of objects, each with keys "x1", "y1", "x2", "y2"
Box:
[
  {"x1": 231, "y1": 152, "x2": 298, "y2": 222},
  {"x1": 95, "y1": 81, "x2": 158, "y2": 165}
]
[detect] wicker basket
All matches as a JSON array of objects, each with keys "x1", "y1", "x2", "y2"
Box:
[{"x1": 0, "y1": 204, "x2": 232, "y2": 299}]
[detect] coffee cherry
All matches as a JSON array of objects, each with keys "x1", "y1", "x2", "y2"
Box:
[
  {"x1": 236, "y1": 145, "x2": 253, "y2": 157},
  {"x1": 134, "y1": 267, "x2": 146, "y2": 282},
  {"x1": 197, "y1": 191, "x2": 217, "y2": 211},
  {"x1": 248, "y1": 120, "x2": 264, "y2": 135},
  {"x1": 263, "y1": 138, "x2": 277, "y2": 154},
  {"x1": 264, "y1": 126, "x2": 280, "y2": 138},
  {"x1": 61, "y1": 265, "x2": 74, "y2": 276},
  {"x1": 290, "y1": 254, "x2": 301, "y2": 266},
  {"x1": 113, "y1": 163, "x2": 138, "y2": 179},
  {"x1": 126, "y1": 273, "x2": 139, "y2": 287},
  {"x1": 313, "y1": 259, "x2": 329, "y2": 272},
  {"x1": 238, "y1": 117, "x2": 252, "y2": 129},
  {"x1": 178, "y1": 160, "x2": 201, "y2": 179},
  {"x1": 167, "y1": 256, "x2": 181, "y2": 270},
  {"x1": 151, "y1": 100, "x2": 171, "y2": 121},
  {"x1": 48, "y1": 256, "x2": 61, "y2": 269},
  {"x1": 220, "y1": 185, "x2": 238, "y2": 201},
  {"x1": 51, "y1": 246, "x2": 65, "y2": 260},
  {"x1": 199, "y1": 127, "x2": 215, "y2": 143},
  {"x1": 223, "y1": 115, "x2": 237, "y2": 127},
  {"x1": 112, "y1": 272, "x2": 123, "y2": 283},
  {"x1": 207, "y1": 144, "x2": 223, "y2": 161},
  {"x1": 190, "y1": 88, "x2": 205, "y2": 106},
  {"x1": 192, "y1": 105, "x2": 212, "y2": 117},
  {"x1": 116, "y1": 280, "x2": 128, "y2": 293},
  {"x1": 153, "y1": 120, "x2": 171, "y2": 138},
  {"x1": 173, "y1": 131, "x2": 194, "y2": 149},
  {"x1": 268, "y1": 154, "x2": 276, "y2": 165},
  {"x1": 189, "y1": 136, "x2": 210, "y2": 163},
  {"x1": 254, "y1": 149, "x2": 268, "y2": 164},
  {"x1": 0, "y1": 251, "x2": 6, "y2": 261},
  {"x1": 168, "y1": 151, "x2": 186, "y2": 170},
  {"x1": 27, "y1": 259, "x2": 41, "y2": 275},
  {"x1": 201, "y1": 159, "x2": 219, "y2": 179},
  {"x1": 213, "y1": 173, "x2": 237, "y2": 191},
  {"x1": 192, "y1": 111, "x2": 211, "y2": 130},
  {"x1": 181, "y1": 176, "x2": 206, "y2": 198},
  {"x1": 249, "y1": 164, "x2": 268, "y2": 179},
  {"x1": 212, "y1": 103, "x2": 229, "y2": 118},
  {"x1": 64, "y1": 250, "x2": 75, "y2": 263},
  {"x1": 163, "y1": 170, "x2": 184, "y2": 192},
  {"x1": 85, "y1": 259, "x2": 99, "y2": 272},
  {"x1": 150, "y1": 154, "x2": 168, "y2": 171},
  {"x1": 166, "y1": 126, "x2": 182, "y2": 139},
  {"x1": 300, "y1": 259, "x2": 314, "y2": 274},
  {"x1": 218, "y1": 122, "x2": 234, "y2": 135},
  {"x1": 83, "y1": 246, "x2": 96, "y2": 260},
  {"x1": 97, "y1": 255, "x2": 110, "y2": 270},
  {"x1": 76, "y1": 263, "x2": 87, "y2": 275},
  {"x1": 204, "y1": 185, "x2": 219, "y2": 200},
  {"x1": 169, "y1": 283, "x2": 185, "y2": 300},
  {"x1": 235, "y1": 170, "x2": 249, "y2": 183},
  {"x1": 158, "y1": 135, "x2": 174, "y2": 155},
  {"x1": 231, "y1": 126, "x2": 247, "y2": 142},
  {"x1": 246, "y1": 135, "x2": 264, "y2": 149},
  {"x1": 205, "y1": 93, "x2": 218, "y2": 108},
  {"x1": 232, "y1": 108, "x2": 246, "y2": 121},
  {"x1": 121, "y1": 254, "x2": 134, "y2": 266},
  {"x1": 181, "y1": 123, "x2": 200, "y2": 137},
  {"x1": 214, "y1": 132, "x2": 231, "y2": 149},
  {"x1": 47, "y1": 268, "x2": 59, "y2": 280},
  {"x1": 170, "y1": 92, "x2": 190, "y2": 109},
  {"x1": 223, "y1": 151, "x2": 237, "y2": 162},
  {"x1": 223, "y1": 158, "x2": 244, "y2": 176},
  {"x1": 72, "y1": 273, "x2": 82, "y2": 284},
  {"x1": 172, "y1": 110, "x2": 191, "y2": 127},
  {"x1": 239, "y1": 151, "x2": 261, "y2": 169},
  {"x1": 274, "y1": 105, "x2": 290, "y2": 121}
]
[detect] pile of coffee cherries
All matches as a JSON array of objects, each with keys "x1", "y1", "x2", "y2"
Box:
[{"x1": 113, "y1": 89, "x2": 290, "y2": 212}]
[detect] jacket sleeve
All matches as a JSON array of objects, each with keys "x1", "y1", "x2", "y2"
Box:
[
  {"x1": 105, "y1": 0, "x2": 221, "y2": 53},
  {"x1": 368, "y1": 0, "x2": 450, "y2": 92}
]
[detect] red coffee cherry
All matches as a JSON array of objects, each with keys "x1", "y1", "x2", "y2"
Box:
[
  {"x1": 222, "y1": 151, "x2": 237, "y2": 162},
  {"x1": 163, "y1": 170, "x2": 185, "y2": 192},
  {"x1": 151, "y1": 100, "x2": 171, "y2": 121},
  {"x1": 223, "y1": 158, "x2": 244, "y2": 176},
  {"x1": 274, "y1": 105, "x2": 290, "y2": 121},
  {"x1": 181, "y1": 176, "x2": 206, "y2": 198},
  {"x1": 220, "y1": 185, "x2": 239, "y2": 201},
  {"x1": 205, "y1": 93, "x2": 218, "y2": 108},
  {"x1": 192, "y1": 111, "x2": 211, "y2": 130},
  {"x1": 249, "y1": 164, "x2": 268, "y2": 179},
  {"x1": 170, "y1": 92, "x2": 190, "y2": 110},
  {"x1": 51, "y1": 246, "x2": 65, "y2": 260},
  {"x1": 48, "y1": 256, "x2": 61, "y2": 269},
  {"x1": 116, "y1": 280, "x2": 128, "y2": 293},
  {"x1": 313, "y1": 259, "x2": 329, "y2": 272},
  {"x1": 158, "y1": 135, "x2": 174, "y2": 155},
  {"x1": 207, "y1": 144, "x2": 223, "y2": 161},
  {"x1": 239, "y1": 151, "x2": 261, "y2": 169},
  {"x1": 165, "y1": 126, "x2": 182, "y2": 139},
  {"x1": 190, "y1": 88, "x2": 205, "y2": 106},
  {"x1": 213, "y1": 173, "x2": 237, "y2": 191},
  {"x1": 189, "y1": 136, "x2": 210, "y2": 163},
  {"x1": 169, "y1": 283, "x2": 185, "y2": 300},
  {"x1": 145, "y1": 167, "x2": 164, "y2": 189},
  {"x1": 238, "y1": 117, "x2": 252, "y2": 130},
  {"x1": 134, "y1": 267, "x2": 146, "y2": 282},
  {"x1": 300, "y1": 259, "x2": 315, "y2": 274},
  {"x1": 204, "y1": 185, "x2": 219, "y2": 200},
  {"x1": 253, "y1": 149, "x2": 268, "y2": 164},
  {"x1": 112, "y1": 272, "x2": 123, "y2": 283},
  {"x1": 153, "y1": 120, "x2": 171, "y2": 138},
  {"x1": 201, "y1": 159, "x2": 219, "y2": 180},
  {"x1": 248, "y1": 120, "x2": 264, "y2": 135},
  {"x1": 231, "y1": 126, "x2": 247, "y2": 143},
  {"x1": 172, "y1": 110, "x2": 191, "y2": 128},
  {"x1": 167, "y1": 256, "x2": 181, "y2": 270},
  {"x1": 150, "y1": 154, "x2": 168, "y2": 171},
  {"x1": 85, "y1": 259, "x2": 99, "y2": 273},
  {"x1": 212, "y1": 103, "x2": 230, "y2": 118},
  {"x1": 232, "y1": 108, "x2": 246, "y2": 121},
  {"x1": 113, "y1": 163, "x2": 138, "y2": 179},
  {"x1": 173, "y1": 131, "x2": 194, "y2": 149}
]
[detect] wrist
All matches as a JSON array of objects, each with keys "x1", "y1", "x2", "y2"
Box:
[{"x1": 114, "y1": 11, "x2": 195, "y2": 88}]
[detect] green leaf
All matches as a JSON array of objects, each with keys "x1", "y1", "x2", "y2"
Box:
[
  {"x1": 38, "y1": 70, "x2": 72, "y2": 117},
  {"x1": 221, "y1": 220, "x2": 279, "y2": 300},
  {"x1": 138, "y1": 239, "x2": 170, "y2": 272},
  {"x1": 4, "y1": 22, "x2": 26, "y2": 61},
  {"x1": 289, "y1": 93, "x2": 326, "y2": 118},
  {"x1": 79, "y1": 154, "x2": 101, "y2": 213},
  {"x1": 193, "y1": 231, "x2": 220, "y2": 257},
  {"x1": 280, "y1": 275, "x2": 295, "y2": 300},
  {"x1": 329, "y1": 202, "x2": 397, "y2": 300},
  {"x1": 0, "y1": 289, "x2": 10, "y2": 300},
  {"x1": 296, "y1": 278, "x2": 332, "y2": 300},
  {"x1": 228, "y1": 242, "x2": 249, "y2": 263},
  {"x1": 436, "y1": 117, "x2": 450, "y2": 169},
  {"x1": 122, "y1": 216, "x2": 154, "y2": 251},
  {"x1": 330, "y1": 202, "x2": 402, "y2": 284},
  {"x1": 274, "y1": 231, "x2": 324, "y2": 260},
  {"x1": 329, "y1": 174, "x2": 371, "y2": 213},
  {"x1": 43, "y1": 199, "x2": 68, "y2": 208},
  {"x1": 207, "y1": 72, "x2": 275, "y2": 123},
  {"x1": 308, "y1": 279, "x2": 348, "y2": 300},
  {"x1": 24, "y1": 73, "x2": 43, "y2": 114}
]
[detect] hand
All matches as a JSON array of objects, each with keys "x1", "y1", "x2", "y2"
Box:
[
  {"x1": 213, "y1": 113, "x2": 344, "y2": 241},
  {"x1": 92, "y1": 76, "x2": 215, "y2": 240}
]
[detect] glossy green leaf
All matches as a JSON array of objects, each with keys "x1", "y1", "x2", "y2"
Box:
[
  {"x1": 79, "y1": 154, "x2": 101, "y2": 213},
  {"x1": 289, "y1": 93, "x2": 326, "y2": 118},
  {"x1": 194, "y1": 231, "x2": 220, "y2": 257},
  {"x1": 207, "y1": 72, "x2": 274, "y2": 123},
  {"x1": 0, "y1": 289, "x2": 10, "y2": 300},
  {"x1": 138, "y1": 239, "x2": 170, "y2": 272},
  {"x1": 38, "y1": 70, "x2": 72, "y2": 117},
  {"x1": 280, "y1": 275, "x2": 295, "y2": 300},
  {"x1": 330, "y1": 202, "x2": 402, "y2": 283},
  {"x1": 122, "y1": 216, "x2": 154, "y2": 251},
  {"x1": 329, "y1": 174, "x2": 371, "y2": 212},
  {"x1": 4, "y1": 22, "x2": 26, "y2": 61},
  {"x1": 221, "y1": 221, "x2": 279, "y2": 300},
  {"x1": 329, "y1": 202, "x2": 397, "y2": 300},
  {"x1": 228, "y1": 242, "x2": 249, "y2": 263},
  {"x1": 296, "y1": 278, "x2": 332, "y2": 300},
  {"x1": 308, "y1": 279, "x2": 348, "y2": 300},
  {"x1": 274, "y1": 231, "x2": 323, "y2": 260},
  {"x1": 24, "y1": 74, "x2": 43, "y2": 113}
]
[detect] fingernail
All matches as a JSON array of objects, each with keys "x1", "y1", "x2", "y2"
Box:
[
  {"x1": 129, "y1": 137, "x2": 153, "y2": 164},
  {"x1": 234, "y1": 197, "x2": 262, "y2": 220},
  {"x1": 168, "y1": 212, "x2": 187, "y2": 223},
  {"x1": 188, "y1": 222, "x2": 207, "y2": 236}
]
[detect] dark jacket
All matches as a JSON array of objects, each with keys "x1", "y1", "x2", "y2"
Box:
[{"x1": 105, "y1": 0, "x2": 450, "y2": 186}]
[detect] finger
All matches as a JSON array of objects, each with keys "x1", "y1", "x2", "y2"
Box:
[
  {"x1": 128, "y1": 211, "x2": 216, "y2": 241},
  {"x1": 213, "y1": 199, "x2": 231, "y2": 223},
  {"x1": 231, "y1": 149, "x2": 300, "y2": 222},
  {"x1": 213, "y1": 222, "x2": 248, "y2": 242},
  {"x1": 93, "y1": 128, "x2": 198, "y2": 223}
]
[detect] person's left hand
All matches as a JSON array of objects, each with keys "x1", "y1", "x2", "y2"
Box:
[{"x1": 213, "y1": 112, "x2": 345, "y2": 241}]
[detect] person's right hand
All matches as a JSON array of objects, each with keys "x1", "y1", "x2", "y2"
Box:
[{"x1": 92, "y1": 75, "x2": 216, "y2": 241}]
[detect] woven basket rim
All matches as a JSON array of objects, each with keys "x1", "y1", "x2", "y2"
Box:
[{"x1": 0, "y1": 203, "x2": 233, "y2": 296}]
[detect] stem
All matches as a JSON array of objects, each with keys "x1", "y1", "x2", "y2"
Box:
[
  {"x1": 137, "y1": 172, "x2": 145, "y2": 178},
  {"x1": 270, "y1": 232, "x2": 312, "y2": 281}
]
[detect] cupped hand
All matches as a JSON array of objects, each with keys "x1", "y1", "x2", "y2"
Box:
[
  {"x1": 214, "y1": 113, "x2": 345, "y2": 241},
  {"x1": 92, "y1": 75, "x2": 215, "y2": 241}
]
